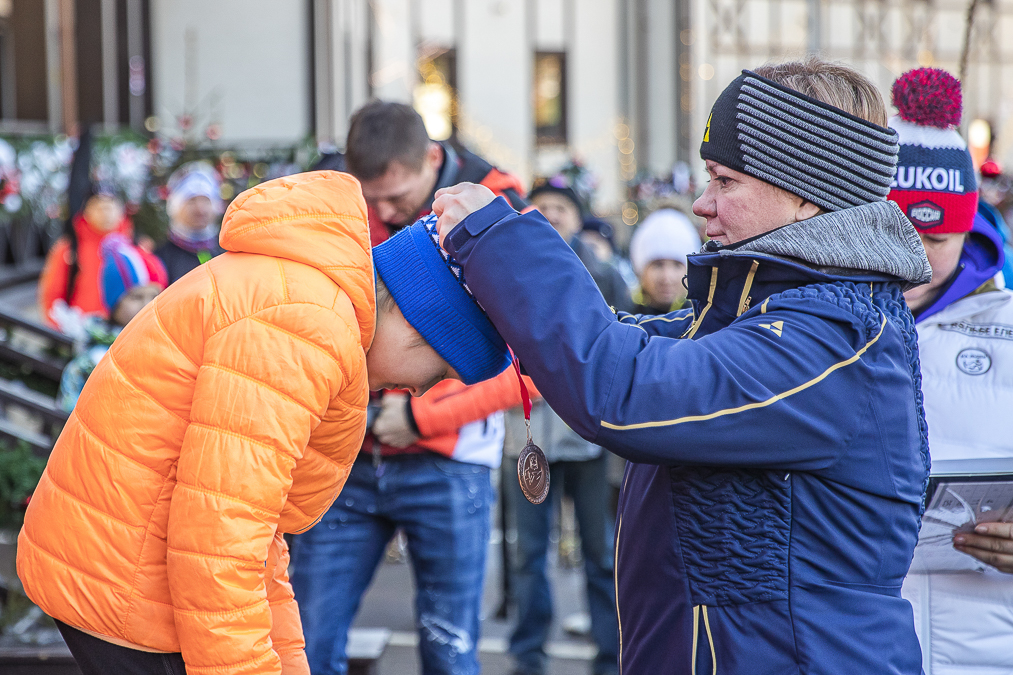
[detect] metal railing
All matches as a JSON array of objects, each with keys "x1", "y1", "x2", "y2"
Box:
[{"x1": 0, "y1": 308, "x2": 72, "y2": 454}]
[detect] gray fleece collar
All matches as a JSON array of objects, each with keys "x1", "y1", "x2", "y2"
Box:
[{"x1": 727, "y1": 200, "x2": 932, "y2": 286}]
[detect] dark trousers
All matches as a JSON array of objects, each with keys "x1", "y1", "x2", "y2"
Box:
[
  {"x1": 506, "y1": 452, "x2": 619, "y2": 675},
  {"x1": 56, "y1": 621, "x2": 187, "y2": 675}
]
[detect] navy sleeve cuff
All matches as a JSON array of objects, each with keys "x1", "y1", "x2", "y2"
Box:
[{"x1": 446, "y1": 196, "x2": 518, "y2": 258}]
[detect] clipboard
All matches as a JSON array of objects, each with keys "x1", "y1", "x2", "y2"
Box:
[{"x1": 910, "y1": 458, "x2": 1013, "y2": 574}]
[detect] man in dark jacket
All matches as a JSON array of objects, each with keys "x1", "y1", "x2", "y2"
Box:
[
  {"x1": 431, "y1": 59, "x2": 931, "y2": 675},
  {"x1": 529, "y1": 182, "x2": 632, "y2": 314},
  {"x1": 344, "y1": 100, "x2": 527, "y2": 245},
  {"x1": 291, "y1": 101, "x2": 530, "y2": 675}
]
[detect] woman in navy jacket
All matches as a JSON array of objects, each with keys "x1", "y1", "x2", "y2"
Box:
[{"x1": 433, "y1": 59, "x2": 932, "y2": 675}]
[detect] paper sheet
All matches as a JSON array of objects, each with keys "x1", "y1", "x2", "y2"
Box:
[{"x1": 910, "y1": 479, "x2": 1013, "y2": 573}]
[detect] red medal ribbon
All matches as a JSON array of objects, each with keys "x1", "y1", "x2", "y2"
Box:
[
  {"x1": 510, "y1": 349, "x2": 535, "y2": 446},
  {"x1": 510, "y1": 350, "x2": 532, "y2": 421},
  {"x1": 510, "y1": 349, "x2": 549, "y2": 504}
]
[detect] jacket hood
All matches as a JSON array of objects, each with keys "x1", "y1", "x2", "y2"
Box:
[
  {"x1": 723, "y1": 200, "x2": 932, "y2": 287},
  {"x1": 219, "y1": 170, "x2": 375, "y2": 349},
  {"x1": 916, "y1": 213, "x2": 1006, "y2": 323}
]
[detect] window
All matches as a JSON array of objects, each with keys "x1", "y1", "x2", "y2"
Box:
[
  {"x1": 534, "y1": 51, "x2": 566, "y2": 145},
  {"x1": 3, "y1": 0, "x2": 48, "y2": 123},
  {"x1": 415, "y1": 47, "x2": 457, "y2": 142},
  {"x1": 0, "y1": 0, "x2": 152, "y2": 130}
]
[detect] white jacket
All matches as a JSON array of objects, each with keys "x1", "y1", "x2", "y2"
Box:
[{"x1": 903, "y1": 287, "x2": 1013, "y2": 675}]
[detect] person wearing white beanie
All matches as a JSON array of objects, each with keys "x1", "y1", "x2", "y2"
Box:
[
  {"x1": 628, "y1": 208, "x2": 701, "y2": 314},
  {"x1": 155, "y1": 161, "x2": 226, "y2": 284}
]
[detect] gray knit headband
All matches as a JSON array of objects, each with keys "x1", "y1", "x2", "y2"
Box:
[{"x1": 701, "y1": 71, "x2": 900, "y2": 212}]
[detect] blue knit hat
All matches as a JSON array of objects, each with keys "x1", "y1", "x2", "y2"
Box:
[
  {"x1": 100, "y1": 234, "x2": 168, "y2": 312},
  {"x1": 373, "y1": 215, "x2": 511, "y2": 385}
]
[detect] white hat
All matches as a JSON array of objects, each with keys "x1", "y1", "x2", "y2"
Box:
[
  {"x1": 166, "y1": 161, "x2": 223, "y2": 221},
  {"x1": 629, "y1": 209, "x2": 702, "y2": 275}
]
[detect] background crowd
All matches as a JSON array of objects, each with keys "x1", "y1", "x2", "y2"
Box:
[{"x1": 1, "y1": 49, "x2": 1013, "y2": 675}]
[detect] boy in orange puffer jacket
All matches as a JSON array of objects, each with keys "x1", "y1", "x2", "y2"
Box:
[{"x1": 17, "y1": 171, "x2": 511, "y2": 675}]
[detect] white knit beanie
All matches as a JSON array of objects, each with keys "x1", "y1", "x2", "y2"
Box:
[
  {"x1": 166, "y1": 161, "x2": 223, "y2": 222},
  {"x1": 629, "y1": 209, "x2": 702, "y2": 275}
]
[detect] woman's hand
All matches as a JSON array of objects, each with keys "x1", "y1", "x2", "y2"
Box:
[
  {"x1": 432, "y1": 183, "x2": 496, "y2": 248},
  {"x1": 954, "y1": 522, "x2": 1013, "y2": 573}
]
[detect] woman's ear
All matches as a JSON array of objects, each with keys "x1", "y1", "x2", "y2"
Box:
[{"x1": 794, "y1": 199, "x2": 823, "y2": 223}]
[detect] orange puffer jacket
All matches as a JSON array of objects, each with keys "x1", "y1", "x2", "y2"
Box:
[{"x1": 18, "y1": 171, "x2": 375, "y2": 675}]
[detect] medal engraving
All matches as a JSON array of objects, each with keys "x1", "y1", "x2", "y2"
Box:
[{"x1": 517, "y1": 442, "x2": 549, "y2": 504}]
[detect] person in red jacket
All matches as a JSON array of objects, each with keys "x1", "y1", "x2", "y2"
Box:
[
  {"x1": 39, "y1": 186, "x2": 132, "y2": 331},
  {"x1": 290, "y1": 101, "x2": 529, "y2": 675}
]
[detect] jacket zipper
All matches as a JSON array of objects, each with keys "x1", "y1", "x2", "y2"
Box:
[
  {"x1": 691, "y1": 604, "x2": 717, "y2": 675},
  {"x1": 615, "y1": 470, "x2": 630, "y2": 674},
  {"x1": 684, "y1": 267, "x2": 719, "y2": 339},
  {"x1": 736, "y1": 260, "x2": 760, "y2": 316}
]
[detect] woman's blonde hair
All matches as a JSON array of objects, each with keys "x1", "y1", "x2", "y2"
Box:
[{"x1": 753, "y1": 56, "x2": 888, "y2": 127}]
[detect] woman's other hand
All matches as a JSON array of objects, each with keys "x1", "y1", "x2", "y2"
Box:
[{"x1": 954, "y1": 522, "x2": 1013, "y2": 573}]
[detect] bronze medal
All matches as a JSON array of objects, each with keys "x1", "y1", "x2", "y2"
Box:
[
  {"x1": 517, "y1": 441, "x2": 549, "y2": 504},
  {"x1": 508, "y1": 354, "x2": 549, "y2": 504}
]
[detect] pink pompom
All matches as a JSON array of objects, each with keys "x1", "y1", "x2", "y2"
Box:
[{"x1": 892, "y1": 68, "x2": 962, "y2": 128}]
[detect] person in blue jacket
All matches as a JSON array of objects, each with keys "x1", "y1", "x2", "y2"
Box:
[{"x1": 430, "y1": 58, "x2": 932, "y2": 675}]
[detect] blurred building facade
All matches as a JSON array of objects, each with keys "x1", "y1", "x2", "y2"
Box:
[
  {"x1": 281, "y1": 0, "x2": 1013, "y2": 212},
  {"x1": 689, "y1": 0, "x2": 1013, "y2": 185},
  {"x1": 317, "y1": 0, "x2": 628, "y2": 208},
  {"x1": 0, "y1": 0, "x2": 155, "y2": 135},
  {"x1": 0, "y1": 0, "x2": 1009, "y2": 213}
]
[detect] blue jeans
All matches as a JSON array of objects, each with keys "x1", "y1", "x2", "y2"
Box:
[
  {"x1": 290, "y1": 453, "x2": 493, "y2": 675},
  {"x1": 507, "y1": 452, "x2": 619, "y2": 675}
]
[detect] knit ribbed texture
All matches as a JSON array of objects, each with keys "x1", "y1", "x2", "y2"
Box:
[
  {"x1": 733, "y1": 200, "x2": 932, "y2": 286},
  {"x1": 887, "y1": 116, "x2": 979, "y2": 234},
  {"x1": 701, "y1": 70, "x2": 900, "y2": 212},
  {"x1": 372, "y1": 215, "x2": 511, "y2": 385}
]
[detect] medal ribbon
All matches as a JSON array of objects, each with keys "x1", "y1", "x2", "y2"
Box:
[
  {"x1": 510, "y1": 349, "x2": 549, "y2": 505},
  {"x1": 510, "y1": 350, "x2": 534, "y2": 445}
]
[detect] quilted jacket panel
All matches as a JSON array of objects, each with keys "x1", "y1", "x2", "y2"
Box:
[{"x1": 671, "y1": 466, "x2": 791, "y2": 606}]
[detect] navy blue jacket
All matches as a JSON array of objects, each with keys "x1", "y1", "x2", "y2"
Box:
[{"x1": 446, "y1": 197, "x2": 932, "y2": 675}]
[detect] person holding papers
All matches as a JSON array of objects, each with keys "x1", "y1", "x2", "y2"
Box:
[{"x1": 888, "y1": 67, "x2": 1013, "y2": 675}]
